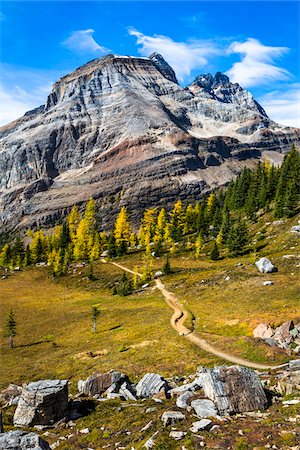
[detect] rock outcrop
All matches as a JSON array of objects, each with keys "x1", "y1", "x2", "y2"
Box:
[
  {"x1": 13, "y1": 380, "x2": 68, "y2": 427},
  {"x1": 196, "y1": 366, "x2": 268, "y2": 415},
  {"x1": 253, "y1": 320, "x2": 300, "y2": 354},
  {"x1": 0, "y1": 53, "x2": 299, "y2": 232},
  {"x1": 0, "y1": 431, "x2": 51, "y2": 450}
]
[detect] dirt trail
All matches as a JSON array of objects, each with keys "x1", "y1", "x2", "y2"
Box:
[{"x1": 103, "y1": 259, "x2": 283, "y2": 370}]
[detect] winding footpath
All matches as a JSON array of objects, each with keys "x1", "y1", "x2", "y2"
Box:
[{"x1": 103, "y1": 259, "x2": 284, "y2": 371}]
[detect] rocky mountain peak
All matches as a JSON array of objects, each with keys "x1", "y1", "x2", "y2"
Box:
[
  {"x1": 149, "y1": 52, "x2": 179, "y2": 84},
  {"x1": 189, "y1": 72, "x2": 268, "y2": 118}
]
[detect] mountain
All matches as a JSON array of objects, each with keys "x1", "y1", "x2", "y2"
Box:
[{"x1": 0, "y1": 53, "x2": 299, "y2": 232}]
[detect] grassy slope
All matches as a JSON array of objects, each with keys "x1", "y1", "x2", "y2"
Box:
[{"x1": 0, "y1": 262, "x2": 218, "y2": 392}]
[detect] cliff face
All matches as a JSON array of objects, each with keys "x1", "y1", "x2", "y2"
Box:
[{"x1": 0, "y1": 53, "x2": 299, "y2": 231}]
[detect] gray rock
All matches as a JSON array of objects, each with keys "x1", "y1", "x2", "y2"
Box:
[
  {"x1": 191, "y1": 399, "x2": 218, "y2": 418},
  {"x1": 190, "y1": 419, "x2": 212, "y2": 432},
  {"x1": 13, "y1": 380, "x2": 68, "y2": 427},
  {"x1": 118, "y1": 382, "x2": 138, "y2": 401},
  {"x1": 136, "y1": 373, "x2": 169, "y2": 398},
  {"x1": 161, "y1": 411, "x2": 186, "y2": 427},
  {"x1": 169, "y1": 431, "x2": 186, "y2": 440},
  {"x1": 144, "y1": 431, "x2": 159, "y2": 449},
  {"x1": 78, "y1": 370, "x2": 128, "y2": 397},
  {"x1": 255, "y1": 257, "x2": 276, "y2": 273},
  {"x1": 291, "y1": 225, "x2": 300, "y2": 234},
  {"x1": 253, "y1": 323, "x2": 274, "y2": 339},
  {"x1": 197, "y1": 366, "x2": 268, "y2": 415},
  {"x1": 0, "y1": 430, "x2": 51, "y2": 450},
  {"x1": 263, "y1": 281, "x2": 273, "y2": 286},
  {"x1": 0, "y1": 384, "x2": 22, "y2": 406},
  {"x1": 154, "y1": 271, "x2": 163, "y2": 279},
  {"x1": 176, "y1": 391, "x2": 194, "y2": 409}
]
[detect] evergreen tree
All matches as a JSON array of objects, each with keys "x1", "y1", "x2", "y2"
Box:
[
  {"x1": 163, "y1": 255, "x2": 171, "y2": 274},
  {"x1": 5, "y1": 309, "x2": 17, "y2": 349},
  {"x1": 210, "y1": 241, "x2": 219, "y2": 260},
  {"x1": 227, "y1": 219, "x2": 250, "y2": 256},
  {"x1": 91, "y1": 306, "x2": 100, "y2": 333},
  {"x1": 108, "y1": 232, "x2": 117, "y2": 258},
  {"x1": 59, "y1": 221, "x2": 71, "y2": 250},
  {"x1": 194, "y1": 235, "x2": 204, "y2": 259},
  {"x1": 24, "y1": 244, "x2": 31, "y2": 267}
]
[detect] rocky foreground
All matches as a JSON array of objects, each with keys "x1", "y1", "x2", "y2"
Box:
[
  {"x1": 0, "y1": 53, "x2": 299, "y2": 232},
  {"x1": 0, "y1": 361, "x2": 299, "y2": 449}
]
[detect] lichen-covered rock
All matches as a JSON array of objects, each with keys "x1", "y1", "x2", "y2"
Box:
[
  {"x1": 0, "y1": 430, "x2": 51, "y2": 450},
  {"x1": 0, "y1": 384, "x2": 22, "y2": 406},
  {"x1": 13, "y1": 379, "x2": 68, "y2": 427},
  {"x1": 78, "y1": 370, "x2": 128, "y2": 397},
  {"x1": 161, "y1": 411, "x2": 186, "y2": 426},
  {"x1": 136, "y1": 373, "x2": 169, "y2": 398},
  {"x1": 190, "y1": 419, "x2": 212, "y2": 432},
  {"x1": 197, "y1": 366, "x2": 268, "y2": 415},
  {"x1": 191, "y1": 399, "x2": 218, "y2": 418},
  {"x1": 255, "y1": 257, "x2": 276, "y2": 273}
]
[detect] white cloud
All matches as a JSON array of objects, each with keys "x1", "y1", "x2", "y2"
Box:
[
  {"x1": 0, "y1": 65, "x2": 63, "y2": 126},
  {"x1": 226, "y1": 38, "x2": 290, "y2": 87},
  {"x1": 128, "y1": 28, "x2": 219, "y2": 82},
  {"x1": 62, "y1": 29, "x2": 109, "y2": 55},
  {"x1": 259, "y1": 84, "x2": 300, "y2": 128}
]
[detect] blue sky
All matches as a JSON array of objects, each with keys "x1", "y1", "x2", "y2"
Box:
[{"x1": 0, "y1": 1, "x2": 299, "y2": 126}]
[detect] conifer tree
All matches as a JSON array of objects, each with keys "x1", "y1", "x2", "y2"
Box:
[
  {"x1": 0, "y1": 243, "x2": 11, "y2": 268},
  {"x1": 24, "y1": 244, "x2": 31, "y2": 267},
  {"x1": 108, "y1": 232, "x2": 117, "y2": 258},
  {"x1": 114, "y1": 207, "x2": 132, "y2": 256},
  {"x1": 169, "y1": 200, "x2": 184, "y2": 241},
  {"x1": 210, "y1": 241, "x2": 219, "y2": 260},
  {"x1": 227, "y1": 219, "x2": 250, "y2": 256},
  {"x1": 67, "y1": 205, "x2": 80, "y2": 240},
  {"x1": 163, "y1": 255, "x2": 171, "y2": 274},
  {"x1": 91, "y1": 306, "x2": 100, "y2": 332},
  {"x1": 5, "y1": 309, "x2": 17, "y2": 349},
  {"x1": 194, "y1": 235, "x2": 204, "y2": 259}
]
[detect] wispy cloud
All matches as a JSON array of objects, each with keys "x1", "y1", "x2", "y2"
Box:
[
  {"x1": 62, "y1": 29, "x2": 109, "y2": 55},
  {"x1": 128, "y1": 28, "x2": 219, "y2": 82},
  {"x1": 0, "y1": 64, "x2": 64, "y2": 126},
  {"x1": 226, "y1": 38, "x2": 290, "y2": 88},
  {"x1": 259, "y1": 84, "x2": 300, "y2": 128}
]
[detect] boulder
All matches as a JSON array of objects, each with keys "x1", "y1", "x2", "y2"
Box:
[
  {"x1": 154, "y1": 271, "x2": 163, "y2": 279},
  {"x1": 13, "y1": 379, "x2": 68, "y2": 427},
  {"x1": 0, "y1": 384, "x2": 22, "y2": 406},
  {"x1": 197, "y1": 366, "x2": 268, "y2": 415},
  {"x1": 274, "y1": 321, "x2": 294, "y2": 346},
  {"x1": 161, "y1": 411, "x2": 186, "y2": 427},
  {"x1": 0, "y1": 430, "x2": 51, "y2": 450},
  {"x1": 255, "y1": 257, "x2": 276, "y2": 273},
  {"x1": 169, "y1": 431, "x2": 186, "y2": 440},
  {"x1": 291, "y1": 225, "x2": 300, "y2": 234},
  {"x1": 253, "y1": 323, "x2": 274, "y2": 340},
  {"x1": 190, "y1": 419, "x2": 212, "y2": 432},
  {"x1": 176, "y1": 391, "x2": 194, "y2": 409},
  {"x1": 136, "y1": 373, "x2": 169, "y2": 398},
  {"x1": 191, "y1": 399, "x2": 218, "y2": 418},
  {"x1": 78, "y1": 370, "x2": 128, "y2": 397}
]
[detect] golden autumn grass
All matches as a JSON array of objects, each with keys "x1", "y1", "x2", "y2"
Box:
[{"x1": 1, "y1": 213, "x2": 299, "y2": 392}]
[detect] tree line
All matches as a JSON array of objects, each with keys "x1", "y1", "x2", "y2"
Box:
[{"x1": 0, "y1": 147, "x2": 299, "y2": 273}]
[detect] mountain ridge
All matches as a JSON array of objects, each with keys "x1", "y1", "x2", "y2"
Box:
[{"x1": 0, "y1": 53, "x2": 299, "y2": 232}]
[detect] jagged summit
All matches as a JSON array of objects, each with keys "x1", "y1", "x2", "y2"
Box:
[
  {"x1": 0, "y1": 53, "x2": 299, "y2": 232},
  {"x1": 189, "y1": 71, "x2": 268, "y2": 118}
]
